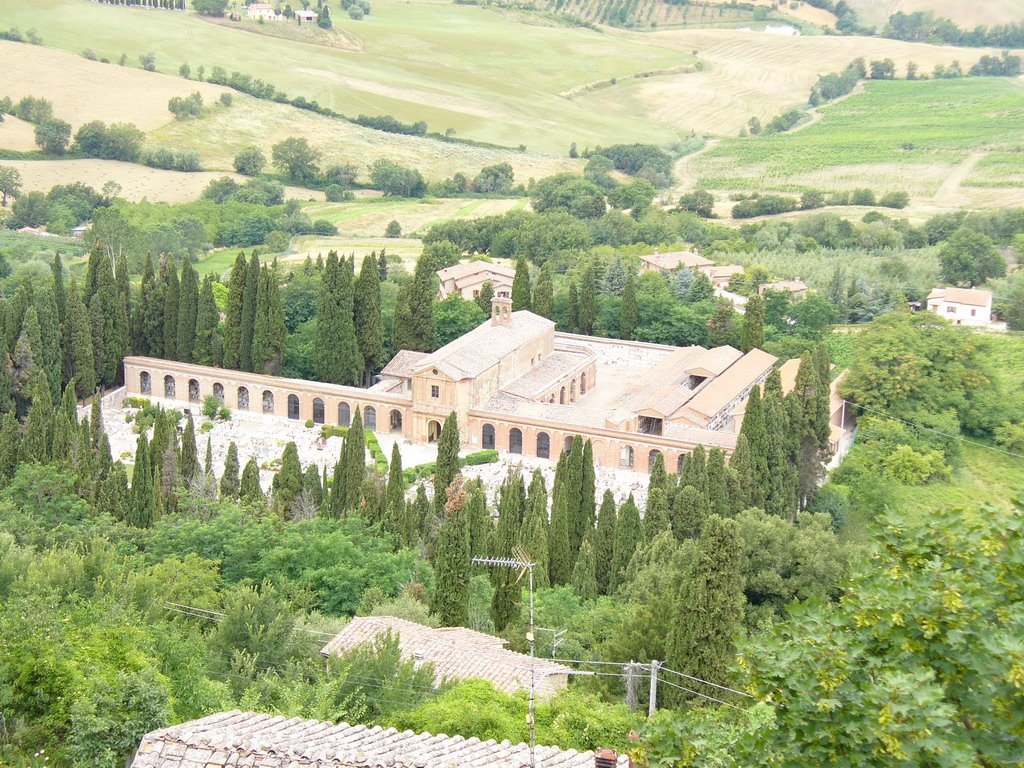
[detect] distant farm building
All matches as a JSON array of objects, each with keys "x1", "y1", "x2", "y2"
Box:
[
  {"x1": 759, "y1": 279, "x2": 808, "y2": 301},
  {"x1": 926, "y1": 286, "x2": 993, "y2": 327},
  {"x1": 320, "y1": 616, "x2": 572, "y2": 698},
  {"x1": 294, "y1": 8, "x2": 318, "y2": 22},
  {"x1": 246, "y1": 2, "x2": 280, "y2": 20},
  {"x1": 639, "y1": 250, "x2": 713, "y2": 275},
  {"x1": 437, "y1": 261, "x2": 515, "y2": 301}
]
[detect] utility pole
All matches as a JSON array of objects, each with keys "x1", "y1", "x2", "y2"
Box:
[
  {"x1": 473, "y1": 549, "x2": 536, "y2": 768},
  {"x1": 648, "y1": 660, "x2": 661, "y2": 717}
]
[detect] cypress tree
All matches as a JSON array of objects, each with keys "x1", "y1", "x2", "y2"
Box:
[
  {"x1": 129, "y1": 433, "x2": 155, "y2": 528},
  {"x1": 194, "y1": 275, "x2": 222, "y2": 366},
  {"x1": 741, "y1": 293, "x2": 766, "y2": 352},
  {"x1": 142, "y1": 254, "x2": 164, "y2": 357},
  {"x1": 666, "y1": 515, "x2": 744, "y2": 698},
  {"x1": 648, "y1": 451, "x2": 668, "y2": 495},
  {"x1": 763, "y1": 391, "x2": 796, "y2": 519},
  {"x1": 645, "y1": 487, "x2": 671, "y2": 540},
  {"x1": 705, "y1": 447, "x2": 731, "y2": 518},
  {"x1": 5, "y1": 284, "x2": 31, "y2": 356},
  {"x1": 97, "y1": 462, "x2": 130, "y2": 521},
  {"x1": 394, "y1": 253, "x2": 437, "y2": 352},
  {"x1": 570, "y1": 534, "x2": 598, "y2": 601},
  {"x1": 253, "y1": 266, "x2": 287, "y2": 375},
  {"x1": 34, "y1": 285, "x2": 61, "y2": 401},
  {"x1": 491, "y1": 470, "x2": 526, "y2": 631},
  {"x1": 619, "y1": 270, "x2": 638, "y2": 339},
  {"x1": 272, "y1": 441, "x2": 303, "y2": 518},
  {"x1": 221, "y1": 252, "x2": 248, "y2": 369},
  {"x1": 220, "y1": 441, "x2": 240, "y2": 499},
  {"x1": 511, "y1": 254, "x2": 531, "y2": 312},
  {"x1": 412, "y1": 483, "x2": 431, "y2": 543},
  {"x1": 176, "y1": 260, "x2": 199, "y2": 364},
  {"x1": 391, "y1": 283, "x2": 415, "y2": 352},
  {"x1": 180, "y1": 415, "x2": 198, "y2": 485},
  {"x1": 90, "y1": 391, "x2": 103, "y2": 448},
  {"x1": 315, "y1": 252, "x2": 346, "y2": 383},
  {"x1": 0, "y1": 412, "x2": 20, "y2": 486},
  {"x1": 240, "y1": 457, "x2": 264, "y2": 505},
  {"x1": 672, "y1": 485, "x2": 708, "y2": 541},
  {"x1": 433, "y1": 411, "x2": 460, "y2": 515},
  {"x1": 58, "y1": 380, "x2": 77, "y2": 426},
  {"x1": 302, "y1": 464, "x2": 323, "y2": 509},
  {"x1": 565, "y1": 436, "x2": 586, "y2": 557},
  {"x1": 763, "y1": 366, "x2": 783, "y2": 400},
  {"x1": 727, "y1": 434, "x2": 754, "y2": 514},
  {"x1": 162, "y1": 258, "x2": 180, "y2": 361},
  {"x1": 204, "y1": 435, "x2": 213, "y2": 476},
  {"x1": 790, "y1": 351, "x2": 830, "y2": 509},
  {"x1": 475, "y1": 280, "x2": 494, "y2": 315},
  {"x1": 87, "y1": 295, "x2": 108, "y2": 389},
  {"x1": 465, "y1": 476, "x2": 493, "y2": 558},
  {"x1": 51, "y1": 252, "x2": 66, "y2": 328},
  {"x1": 593, "y1": 489, "x2": 616, "y2": 595},
  {"x1": 522, "y1": 470, "x2": 549, "y2": 588},
  {"x1": 11, "y1": 328, "x2": 35, "y2": 413},
  {"x1": 581, "y1": 438, "x2": 596, "y2": 536},
  {"x1": 578, "y1": 264, "x2": 597, "y2": 335},
  {"x1": 566, "y1": 281, "x2": 579, "y2": 333},
  {"x1": 337, "y1": 256, "x2": 362, "y2": 385},
  {"x1": 51, "y1": 411, "x2": 76, "y2": 465},
  {"x1": 680, "y1": 445, "x2": 708, "y2": 497},
  {"x1": 548, "y1": 487, "x2": 572, "y2": 586},
  {"x1": 64, "y1": 280, "x2": 96, "y2": 398},
  {"x1": 739, "y1": 386, "x2": 770, "y2": 509},
  {"x1": 20, "y1": 307, "x2": 44, "y2": 385},
  {"x1": 156, "y1": 438, "x2": 180, "y2": 518},
  {"x1": 384, "y1": 443, "x2": 405, "y2": 540},
  {"x1": 355, "y1": 253, "x2": 385, "y2": 386},
  {"x1": 343, "y1": 407, "x2": 366, "y2": 513},
  {"x1": 239, "y1": 253, "x2": 260, "y2": 371},
  {"x1": 22, "y1": 371, "x2": 53, "y2": 463},
  {"x1": 430, "y1": 477, "x2": 472, "y2": 627},
  {"x1": 129, "y1": 254, "x2": 150, "y2": 356},
  {"x1": 610, "y1": 493, "x2": 641, "y2": 592},
  {"x1": 533, "y1": 263, "x2": 553, "y2": 319}
]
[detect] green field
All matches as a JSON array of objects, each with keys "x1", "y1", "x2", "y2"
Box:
[
  {"x1": 0, "y1": 0, "x2": 693, "y2": 153},
  {"x1": 692, "y1": 78, "x2": 1024, "y2": 196}
]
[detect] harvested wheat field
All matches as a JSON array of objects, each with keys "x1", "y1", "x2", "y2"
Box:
[
  {"x1": 0, "y1": 116, "x2": 38, "y2": 152},
  {"x1": 0, "y1": 41, "x2": 229, "y2": 130},
  {"x1": 604, "y1": 28, "x2": 1021, "y2": 136},
  {"x1": 848, "y1": 0, "x2": 1024, "y2": 28},
  {"x1": 7, "y1": 159, "x2": 322, "y2": 203},
  {"x1": 149, "y1": 96, "x2": 582, "y2": 182}
]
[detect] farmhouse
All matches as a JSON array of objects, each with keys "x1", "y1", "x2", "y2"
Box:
[
  {"x1": 639, "y1": 249, "x2": 712, "y2": 274},
  {"x1": 320, "y1": 616, "x2": 572, "y2": 697},
  {"x1": 759, "y1": 279, "x2": 808, "y2": 300},
  {"x1": 294, "y1": 8, "x2": 318, "y2": 22},
  {"x1": 129, "y1": 710, "x2": 629, "y2": 768},
  {"x1": 246, "y1": 2, "x2": 280, "y2": 20},
  {"x1": 124, "y1": 297, "x2": 846, "y2": 474},
  {"x1": 926, "y1": 286, "x2": 992, "y2": 327},
  {"x1": 437, "y1": 260, "x2": 515, "y2": 301}
]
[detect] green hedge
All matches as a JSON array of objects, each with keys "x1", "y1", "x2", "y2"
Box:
[
  {"x1": 365, "y1": 430, "x2": 388, "y2": 474},
  {"x1": 401, "y1": 450, "x2": 499, "y2": 486}
]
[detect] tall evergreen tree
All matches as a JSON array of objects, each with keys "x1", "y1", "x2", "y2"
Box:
[
  {"x1": 176, "y1": 260, "x2": 199, "y2": 364},
  {"x1": 610, "y1": 494, "x2": 641, "y2": 592},
  {"x1": 763, "y1": 390, "x2": 797, "y2": 519},
  {"x1": 220, "y1": 441, "x2": 240, "y2": 499},
  {"x1": 742, "y1": 293, "x2": 766, "y2": 352},
  {"x1": 302, "y1": 465, "x2": 323, "y2": 510},
  {"x1": 593, "y1": 489, "x2": 617, "y2": 595},
  {"x1": 548, "y1": 485, "x2": 572, "y2": 586},
  {"x1": 645, "y1": 487, "x2": 671, "y2": 540},
  {"x1": 51, "y1": 252, "x2": 67, "y2": 328},
  {"x1": 334, "y1": 407, "x2": 365, "y2": 516},
  {"x1": 240, "y1": 457, "x2": 264, "y2": 505},
  {"x1": 430, "y1": 477, "x2": 472, "y2": 627},
  {"x1": 522, "y1": 470, "x2": 550, "y2": 588},
  {"x1": 570, "y1": 534, "x2": 598, "y2": 601},
  {"x1": 383, "y1": 443, "x2": 405, "y2": 540},
  {"x1": 433, "y1": 411, "x2": 460, "y2": 515},
  {"x1": 221, "y1": 252, "x2": 248, "y2": 369},
  {"x1": 738, "y1": 386, "x2": 770, "y2": 509},
  {"x1": 680, "y1": 445, "x2": 708, "y2": 497},
  {"x1": 204, "y1": 435, "x2": 213, "y2": 476},
  {"x1": 511, "y1": 255, "x2": 531, "y2": 312},
  {"x1": 564, "y1": 436, "x2": 586, "y2": 557},
  {"x1": 180, "y1": 415, "x2": 198, "y2": 485},
  {"x1": 672, "y1": 485, "x2": 708, "y2": 541},
  {"x1": 161, "y1": 257, "x2": 180, "y2": 361},
  {"x1": 5, "y1": 284, "x2": 31, "y2": 355},
  {"x1": 619, "y1": 270, "x2": 638, "y2": 339},
  {"x1": 97, "y1": 462, "x2": 130, "y2": 521},
  {"x1": 705, "y1": 447, "x2": 731, "y2": 518},
  {"x1": 251, "y1": 266, "x2": 286, "y2": 374},
  {"x1": 578, "y1": 263, "x2": 597, "y2": 335},
  {"x1": 393, "y1": 253, "x2": 436, "y2": 352},
  {"x1": 533, "y1": 263, "x2": 554, "y2": 319},
  {"x1": 238, "y1": 253, "x2": 260, "y2": 371},
  {"x1": 666, "y1": 515, "x2": 744, "y2": 698},
  {"x1": 581, "y1": 439, "x2": 596, "y2": 537},
  {"x1": 193, "y1": 275, "x2": 222, "y2": 366},
  {"x1": 337, "y1": 256, "x2": 362, "y2": 384},
  {"x1": 21, "y1": 370, "x2": 53, "y2": 463},
  {"x1": 129, "y1": 432, "x2": 155, "y2": 528},
  {"x1": 790, "y1": 351, "x2": 831, "y2": 510},
  {"x1": 475, "y1": 280, "x2": 494, "y2": 315},
  {"x1": 315, "y1": 252, "x2": 347, "y2": 383},
  {"x1": 34, "y1": 285, "x2": 61, "y2": 401},
  {"x1": 272, "y1": 441, "x2": 303, "y2": 518},
  {"x1": 64, "y1": 280, "x2": 96, "y2": 398},
  {"x1": 566, "y1": 281, "x2": 580, "y2": 333},
  {"x1": 355, "y1": 253, "x2": 385, "y2": 386},
  {"x1": 0, "y1": 412, "x2": 20, "y2": 486},
  {"x1": 140, "y1": 254, "x2": 163, "y2": 357}
]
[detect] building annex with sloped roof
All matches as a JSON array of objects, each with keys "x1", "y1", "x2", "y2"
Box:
[{"x1": 320, "y1": 616, "x2": 572, "y2": 698}]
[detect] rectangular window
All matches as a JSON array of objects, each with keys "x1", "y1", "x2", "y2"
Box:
[
  {"x1": 431, "y1": 385, "x2": 440, "y2": 398},
  {"x1": 947, "y1": 306, "x2": 956, "y2": 313},
  {"x1": 971, "y1": 309, "x2": 976, "y2": 316}
]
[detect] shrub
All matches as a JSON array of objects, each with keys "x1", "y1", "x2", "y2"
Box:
[
  {"x1": 218, "y1": 406, "x2": 231, "y2": 421},
  {"x1": 882, "y1": 445, "x2": 948, "y2": 484},
  {"x1": 305, "y1": 419, "x2": 315, "y2": 428},
  {"x1": 321, "y1": 425, "x2": 349, "y2": 439},
  {"x1": 851, "y1": 188, "x2": 876, "y2": 206},
  {"x1": 878, "y1": 191, "x2": 909, "y2": 209},
  {"x1": 201, "y1": 395, "x2": 221, "y2": 420},
  {"x1": 385, "y1": 219, "x2": 402, "y2": 237},
  {"x1": 233, "y1": 146, "x2": 267, "y2": 177},
  {"x1": 167, "y1": 92, "x2": 204, "y2": 120},
  {"x1": 219, "y1": 92, "x2": 233, "y2": 106},
  {"x1": 139, "y1": 52, "x2": 157, "y2": 71},
  {"x1": 125, "y1": 396, "x2": 150, "y2": 409},
  {"x1": 462, "y1": 449, "x2": 498, "y2": 466},
  {"x1": 365, "y1": 430, "x2": 388, "y2": 473},
  {"x1": 324, "y1": 184, "x2": 354, "y2": 202}
]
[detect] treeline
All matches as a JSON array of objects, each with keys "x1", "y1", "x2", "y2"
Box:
[
  {"x1": 731, "y1": 188, "x2": 909, "y2": 219},
  {"x1": 91, "y1": 0, "x2": 186, "y2": 7},
  {"x1": 884, "y1": 10, "x2": 1024, "y2": 49}
]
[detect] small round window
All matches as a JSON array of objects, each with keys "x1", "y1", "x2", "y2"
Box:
[{"x1": 433, "y1": 369, "x2": 439, "y2": 375}]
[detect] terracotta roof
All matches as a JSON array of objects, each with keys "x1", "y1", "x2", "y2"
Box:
[
  {"x1": 413, "y1": 311, "x2": 553, "y2": 381},
  {"x1": 320, "y1": 617, "x2": 572, "y2": 694},
  {"x1": 683, "y1": 349, "x2": 777, "y2": 419},
  {"x1": 685, "y1": 346, "x2": 743, "y2": 378},
  {"x1": 380, "y1": 350, "x2": 430, "y2": 379},
  {"x1": 131, "y1": 710, "x2": 628, "y2": 768},
  {"x1": 501, "y1": 350, "x2": 593, "y2": 399},
  {"x1": 640, "y1": 251, "x2": 712, "y2": 271},
  {"x1": 438, "y1": 261, "x2": 516, "y2": 285},
  {"x1": 926, "y1": 286, "x2": 992, "y2": 307},
  {"x1": 759, "y1": 280, "x2": 807, "y2": 295},
  {"x1": 707, "y1": 265, "x2": 744, "y2": 280}
]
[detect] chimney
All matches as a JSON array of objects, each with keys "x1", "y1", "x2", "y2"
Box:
[
  {"x1": 491, "y1": 295, "x2": 513, "y2": 327},
  {"x1": 413, "y1": 651, "x2": 425, "y2": 670},
  {"x1": 594, "y1": 748, "x2": 618, "y2": 768}
]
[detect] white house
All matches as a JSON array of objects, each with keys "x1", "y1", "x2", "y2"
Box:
[
  {"x1": 245, "y1": 2, "x2": 280, "y2": 20},
  {"x1": 926, "y1": 286, "x2": 992, "y2": 327},
  {"x1": 294, "y1": 8, "x2": 318, "y2": 22}
]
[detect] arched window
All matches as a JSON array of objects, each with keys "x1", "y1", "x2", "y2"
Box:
[
  {"x1": 140, "y1": 371, "x2": 152, "y2": 395},
  {"x1": 580, "y1": 371, "x2": 587, "y2": 395},
  {"x1": 428, "y1": 419, "x2": 442, "y2": 443},
  {"x1": 560, "y1": 386, "x2": 566, "y2": 404},
  {"x1": 262, "y1": 390, "x2": 274, "y2": 414},
  {"x1": 648, "y1": 450, "x2": 662, "y2": 473},
  {"x1": 677, "y1": 453, "x2": 685, "y2": 475},
  {"x1": 312, "y1": 397, "x2": 325, "y2": 424},
  {"x1": 164, "y1": 375, "x2": 176, "y2": 397},
  {"x1": 390, "y1": 409, "x2": 403, "y2": 433},
  {"x1": 536, "y1": 432, "x2": 550, "y2": 459},
  {"x1": 570, "y1": 380, "x2": 576, "y2": 402},
  {"x1": 364, "y1": 406, "x2": 377, "y2": 431},
  {"x1": 481, "y1": 423, "x2": 495, "y2": 450},
  {"x1": 213, "y1": 382, "x2": 225, "y2": 403},
  {"x1": 338, "y1": 402, "x2": 351, "y2": 427},
  {"x1": 509, "y1": 427, "x2": 523, "y2": 454},
  {"x1": 287, "y1": 394, "x2": 300, "y2": 420},
  {"x1": 237, "y1": 387, "x2": 249, "y2": 410},
  {"x1": 563, "y1": 436, "x2": 574, "y2": 454},
  {"x1": 620, "y1": 445, "x2": 635, "y2": 469},
  {"x1": 188, "y1": 379, "x2": 200, "y2": 403}
]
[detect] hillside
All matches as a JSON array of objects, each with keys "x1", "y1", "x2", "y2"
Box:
[{"x1": 848, "y1": 0, "x2": 1024, "y2": 28}]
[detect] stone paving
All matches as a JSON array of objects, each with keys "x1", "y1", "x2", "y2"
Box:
[{"x1": 95, "y1": 387, "x2": 650, "y2": 507}]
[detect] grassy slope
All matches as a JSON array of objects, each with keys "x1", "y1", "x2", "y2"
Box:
[
  {"x1": 0, "y1": 0, "x2": 691, "y2": 153},
  {"x1": 848, "y1": 0, "x2": 1024, "y2": 29},
  {"x1": 691, "y1": 78, "x2": 1024, "y2": 198}
]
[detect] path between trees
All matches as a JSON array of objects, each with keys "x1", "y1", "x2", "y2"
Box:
[{"x1": 936, "y1": 151, "x2": 985, "y2": 206}]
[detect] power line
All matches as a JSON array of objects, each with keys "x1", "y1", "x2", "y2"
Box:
[
  {"x1": 656, "y1": 678, "x2": 746, "y2": 711},
  {"x1": 657, "y1": 666, "x2": 754, "y2": 699}
]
